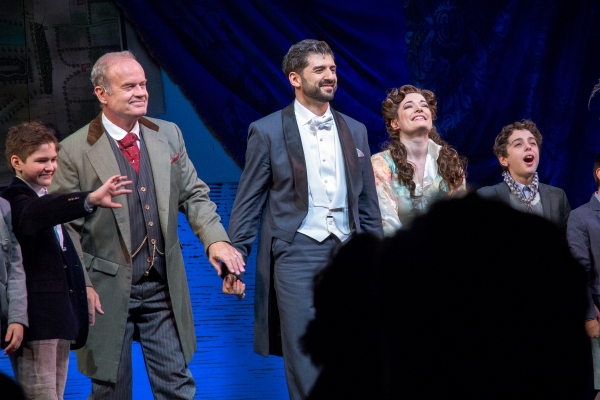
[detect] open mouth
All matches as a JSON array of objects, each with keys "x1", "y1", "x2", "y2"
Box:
[
  {"x1": 413, "y1": 115, "x2": 426, "y2": 121},
  {"x1": 523, "y1": 155, "x2": 534, "y2": 163}
]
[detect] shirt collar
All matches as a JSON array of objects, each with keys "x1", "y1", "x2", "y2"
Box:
[
  {"x1": 102, "y1": 113, "x2": 140, "y2": 141},
  {"x1": 16, "y1": 176, "x2": 46, "y2": 197},
  {"x1": 421, "y1": 139, "x2": 442, "y2": 186},
  {"x1": 294, "y1": 99, "x2": 332, "y2": 127},
  {"x1": 513, "y1": 181, "x2": 537, "y2": 202}
]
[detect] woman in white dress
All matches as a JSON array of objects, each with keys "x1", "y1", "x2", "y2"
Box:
[{"x1": 371, "y1": 85, "x2": 467, "y2": 235}]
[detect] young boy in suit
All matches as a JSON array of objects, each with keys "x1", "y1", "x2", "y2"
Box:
[
  {"x1": 0, "y1": 196, "x2": 27, "y2": 356},
  {"x1": 1, "y1": 122, "x2": 131, "y2": 399},
  {"x1": 477, "y1": 119, "x2": 571, "y2": 228}
]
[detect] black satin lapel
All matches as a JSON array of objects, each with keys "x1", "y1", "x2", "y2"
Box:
[
  {"x1": 282, "y1": 103, "x2": 309, "y2": 210},
  {"x1": 333, "y1": 110, "x2": 361, "y2": 200}
]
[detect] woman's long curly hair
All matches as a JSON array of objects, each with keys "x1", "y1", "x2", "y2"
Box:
[{"x1": 382, "y1": 85, "x2": 467, "y2": 198}]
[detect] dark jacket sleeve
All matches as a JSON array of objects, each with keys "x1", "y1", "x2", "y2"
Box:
[
  {"x1": 567, "y1": 208, "x2": 599, "y2": 320},
  {"x1": 228, "y1": 123, "x2": 272, "y2": 260},
  {"x1": 354, "y1": 124, "x2": 383, "y2": 238},
  {"x1": 2, "y1": 185, "x2": 92, "y2": 237},
  {"x1": 558, "y1": 189, "x2": 571, "y2": 230}
]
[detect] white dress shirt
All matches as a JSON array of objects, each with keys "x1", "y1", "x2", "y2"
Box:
[
  {"x1": 294, "y1": 100, "x2": 350, "y2": 242},
  {"x1": 102, "y1": 113, "x2": 141, "y2": 144}
]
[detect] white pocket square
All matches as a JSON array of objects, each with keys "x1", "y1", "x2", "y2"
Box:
[{"x1": 356, "y1": 148, "x2": 364, "y2": 157}]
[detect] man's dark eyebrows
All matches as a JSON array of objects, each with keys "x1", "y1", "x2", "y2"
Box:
[{"x1": 312, "y1": 63, "x2": 335, "y2": 71}]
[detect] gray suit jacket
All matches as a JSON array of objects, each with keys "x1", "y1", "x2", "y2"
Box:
[
  {"x1": 0, "y1": 197, "x2": 27, "y2": 346},
  {"x1": 567, "y1": 194, "x2": 600, "y2": 320},
  {"x1": 477, "y1": 182, "x2": 571, "y2": 228},
  {"x1": 49, "y1": 113, "x2": 230, "y2": 382},
  {"x1": 228, "y1": 103, "x2": 383, "y2": 357}
]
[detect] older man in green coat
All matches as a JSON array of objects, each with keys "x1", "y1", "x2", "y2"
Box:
[{"x1": 50, "y1": 51, "x2": 245, "y2": 399}]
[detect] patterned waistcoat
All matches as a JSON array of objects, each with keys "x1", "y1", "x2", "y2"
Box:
[{"x1": 109, "y1": 135, "x2": 166, "y2": 284}]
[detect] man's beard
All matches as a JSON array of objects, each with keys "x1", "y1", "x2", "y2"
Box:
[{"x1": 301, "y1": 77, "x2": 337, "y2": 103}]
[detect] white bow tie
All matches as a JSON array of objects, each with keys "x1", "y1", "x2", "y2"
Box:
[{"x1": 312, "y1": 115, "x2": 333, "y2": 131}]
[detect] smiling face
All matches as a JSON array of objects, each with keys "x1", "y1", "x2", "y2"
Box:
[
  {"x1": 391, "y1": 92, "x2": 433, "y2": 137},
  {"x1": 498, "y1": 129, "x2": 540, "y2": 185},
  {"x1": 291, "y1": 53, "x2": 337, "y2": 106},
  {"x1": 95, "y1": 58, "x2": 148, "y2": 131},
  {"x1": 11, "y1": 142, "x2": 58, "y2": 188}
]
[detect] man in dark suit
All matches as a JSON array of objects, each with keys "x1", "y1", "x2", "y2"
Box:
[
  {"x1": 567, "y1": 151, "x2": 600, "y2": 396},
  {"x1": 226, "y1": 39, "x2": 383, "y2": 399},
  {"x1": 477, "y1": 119, "x2": 570, "y2": 228}
]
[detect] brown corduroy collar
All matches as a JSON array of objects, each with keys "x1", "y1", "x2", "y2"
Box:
[{"x1": 87, "y1": 113, "x2": 160, "y2": 146}]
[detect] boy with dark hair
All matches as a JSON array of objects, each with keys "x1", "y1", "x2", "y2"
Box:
[
  {"x1": 478, "y1": 119, "x2": 571, "y2": 228},
  {"x1": 1, "y1": 121, "x2": 131, "y2": 399}
]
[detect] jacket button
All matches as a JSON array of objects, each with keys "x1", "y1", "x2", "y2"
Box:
[
  {"x1": 145, "y1": 205, "x2": 150, "y2": 210},
  {"x1": 147, "y1": 257, "x2": 152, "y2": 263},
  {"x1": 140, "y1": 187, "x2": 146, "y2": 192}
]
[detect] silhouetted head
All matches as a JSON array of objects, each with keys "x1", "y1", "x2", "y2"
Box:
[{"x1": 305, "y1": 194, "x2": 589, "y2": 399}]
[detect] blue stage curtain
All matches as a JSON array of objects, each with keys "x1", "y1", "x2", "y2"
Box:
[
  {"x1": 404, "y1": 0, "x2": 600, "y2": 206},
  {"x1": 113, "y1": 0, "x2": 407, "y2": 169},
  {"x1": 114, "y1": 0, "x2": 599, "y2": 206}
]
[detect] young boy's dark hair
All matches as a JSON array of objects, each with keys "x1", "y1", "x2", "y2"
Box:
[
  {"x1": 493, "y1": 119, "x2": 543, "y2": 170},
  {"x1": 5, "y1": 122, "x2": 59, "y2": 172}
]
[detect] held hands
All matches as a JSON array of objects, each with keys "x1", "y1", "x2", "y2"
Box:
[
  {"x1": 222, "y1": 274, "x2": 246, "y2": 299},
  {"x1": 585, "y1": 319, "x2": 600, "y2": 338},
  {"x1": 585, "y1": 306, "x2": 600, "y2": 338},
  {"x1": 3, "y1": 323, "x2": 24, "y2": 354},
  {"x1": 87, "y1": 287, "x2": 104, "y2": 326},
  {"x1": 207, "y1": 241, "x2": 245, "y2": 276},
  {"x1": 86, "y1": 175, "x2": 132, "y2": 208}
]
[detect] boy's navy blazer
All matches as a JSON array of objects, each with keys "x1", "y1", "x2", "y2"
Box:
[{"x1": 1, "y1": 177, "x2": 90, "y2": 349}]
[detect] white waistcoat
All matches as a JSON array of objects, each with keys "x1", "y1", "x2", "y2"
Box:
[{"x1": 295, "y1": 101, "x2": 350, "y2": 242}]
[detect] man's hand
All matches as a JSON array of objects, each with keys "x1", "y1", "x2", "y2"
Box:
[
  {"x1": 585, "y1": 319, "x2": 600, "y2": 338},
  {"x1": 3, "y1": 323, "x2": 24, "y2": 354},
  {"x1": 86, "y1": 175, "x2": 132, "y2": 209},
  {"x1": 207, "y1": 241, "x2": 245, "y2": 276},
  {"x1": 87, "y1": 286, "x2": 104, "y2": 326},
  {"x1": 222, "y1": 274, "x2": 246, "y2": 299}
]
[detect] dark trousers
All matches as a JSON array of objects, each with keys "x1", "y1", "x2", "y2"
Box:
[
  {"x1": 90, "y1": 275, "x2": 195, "y2": 399},
  {"x1": 272, "y1": 233, "x2": 341, "y2": 400}
]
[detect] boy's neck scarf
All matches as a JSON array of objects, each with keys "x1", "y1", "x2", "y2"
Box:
[{"x1": 502, "y1": 171, "x2": 539, "y2": 213}]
